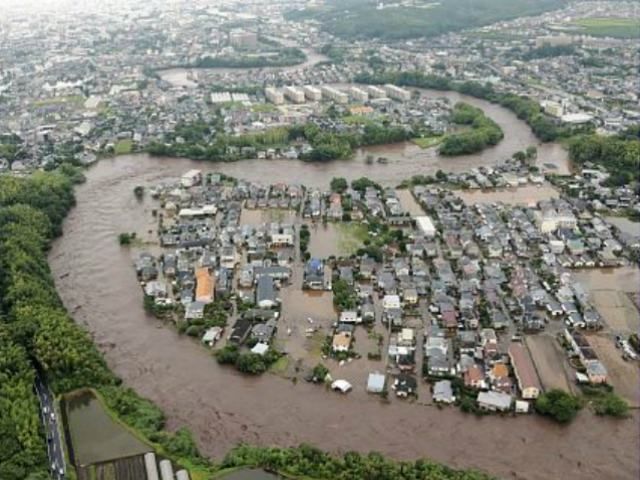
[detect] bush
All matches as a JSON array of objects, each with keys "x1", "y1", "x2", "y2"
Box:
[
  {"x1": 311, "y1": 363, "x2": 329, "y2": 383},
  {"x1": 535, "y1": 389, "x2": 582, "y2": 423},
  {"x1": 118, "y1": 232, "x2": 136, "y2": 245}
]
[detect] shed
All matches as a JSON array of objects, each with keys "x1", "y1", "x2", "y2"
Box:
[{"x1": 367, "y1": 372, "x2": 386, "y2": 393}]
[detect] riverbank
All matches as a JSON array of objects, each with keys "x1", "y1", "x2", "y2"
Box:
[{"x1": 47, "y1": 155, "x2": 640, "y2": 480}]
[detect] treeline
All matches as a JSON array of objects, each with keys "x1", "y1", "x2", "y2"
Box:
[
  {"x1": 439, "y1": 102, "x2": 504, "y2": 155},
  {"x1": 148, "y1": 121, "x2": 413, "y2": 163},
  {"x1": 0, "y1": 169, "x2": 213, "y2": 477},
  {"x1": 520, "y1": 44, "x2": 575, "y2": 60},
  {"x1": 568, "y1": 126, "x2": 640, "y2": 186},
  {"x1": 222, "y1": 444, "x2": 494, "y2": 480},
  {"x1": 354, "y1": 71, "x2": 593, "y2": 142}
]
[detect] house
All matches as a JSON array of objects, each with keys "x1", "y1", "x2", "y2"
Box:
[
  {"x1": 251, "y1": 342, "x2": 270, "y2": 355},
  {"x1": 403, "y1": 287, "x2": 419, "y2": 305},
  {"x1": 489, "y1": 363, "x2": 512, "y2": 394},
  {"x1": 195, "y1": 267, "x2": 214, "y2": 304},
  {"x1": 229, "y1": 318, "x2": 253, "y2": 344},
  {"x1": 201, "y1": 327, "x2": 223, "y2": 347},
  {"x1": 332, "y1": 331, "x2": 352, "y2": 352},
  {"x1": 256, "y1": 276, "x2": 278, "y2": 309},
  {"x1": 464, "y1": 364, "x2": 486, "y2": 389},
  {"x1": 477, "y1": 391, "x2": 512, "y2": 412},
  {"x1": 367, "y1": 372, "x2": 386, "y2": 394},
  {"x1": 252, "y1": 319, "x2": 277, "y2": 343},
  {"x1": 339, "y1": 311, "x2": 361, "y2": 324},
  {"x1": 508, "y1": 342, "x2": 542, "y2": 399},
  {"x1": 586, "y1": 361, "x2": 608, "y2": 384},
  {"x1": 433, "y1": 380, "x2": 455, "y2": 404},
  {"x1": 185, "y1": 301, "x2": 206, "y2": 321},
  {"x1": 304, "y1": 258, "x2": 325, "y2": 290},
  {"x1": 392, "y1": 374, "x2": 417, "y2": 398}
]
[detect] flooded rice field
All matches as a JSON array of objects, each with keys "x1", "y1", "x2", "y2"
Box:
[
  {"x1": 64, "y1": 390, "x2": 150, "y2": 467},
  {"x1": 47, "y1": 154, "x2": 640, "y2": 480}
]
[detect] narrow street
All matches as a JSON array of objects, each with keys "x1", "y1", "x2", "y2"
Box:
[{"x1": 34, "y1": 373, "x2": 66, "y2": 480}]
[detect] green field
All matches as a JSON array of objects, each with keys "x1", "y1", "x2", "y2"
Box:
[
  {"x1": 33, "y1": 95, "x2": 84, "y2": 107},
  {"x1": 287, "y1": 0, "x2": 567, "y2": 40},
  {"x1": 114, "y1": 139, "x2": 133, "y2": 155},
  {"x1": 570, "y1": 17, "x2": 640, "y2": 39},
  {"x1": 412, "y1": 135, "x2": 443, "y2": 149},
  {"x1": 336, "y1": 222, "x2": 369, "y2": 255}
]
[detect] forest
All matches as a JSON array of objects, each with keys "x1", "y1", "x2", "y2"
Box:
[
  {"x1": 221, "y1": 444, "x2": 494, "y2": 480},
  {"x1": 568, "y1": 126, "x2": 640, "y2": 186},
  {"x1": 0, "y1": 168, "x2": 210, "y2": 478},
  {"x1": 439, "y1": 103, "x2": 504, "y2": 155},
  {"x1": 286, "y1": 0, "x2": 566, "y2": 40}
]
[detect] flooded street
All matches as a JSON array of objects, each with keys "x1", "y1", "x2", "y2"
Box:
[{"x1": 48, "y1": 155, "x2": 640, "y2": 480}]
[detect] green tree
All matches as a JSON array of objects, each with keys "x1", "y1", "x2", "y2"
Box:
[{"x1": 535, "y1": 389, "x2": 582, "y2": 423}]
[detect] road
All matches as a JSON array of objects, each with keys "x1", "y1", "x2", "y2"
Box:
[{"x1": 34, "y1": 373, "x2": 66, "y2": 479}]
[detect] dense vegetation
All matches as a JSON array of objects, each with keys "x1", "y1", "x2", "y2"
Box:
[
  {"x1": 520, "y1": 44, "x2": 575, "y2": 60},
  {"x1": 0, "y1": 169, "x2": 212, "y2": 477},
  {"x1": 355, "y1": 71, "x2": 593, "y2": 142},
  {"x1": 215, "y1": 344, "x2": 282, "y2": 375},
  {"x1": 534, "y1": 389, "x2": 582, "y2": 423},
  {"x1": 195, "y1": 48, "x2": 306, "y2": 69},
  {"x1": 222, "y1": 444, "x2": 494, "y2": 479},
  {"x1": 148, "y1": 120, "x2": 414, "y2": 163},
  {"x1": 286, "y1": 0, "x2": 566, "y2": 40},
  {"x1": 568, "y1": 126, "x2": 640, "y2": 186},
  {"x1": 439, "y1": 103, "x2": 504, "y2": 155}
]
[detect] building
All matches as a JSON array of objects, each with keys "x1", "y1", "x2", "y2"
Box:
[
  {"x1": 433, "y1": 380, "x2": 455, "y2": 404},
  {"x1": 195, "y1": 267, "x2": 214, "y2": 304},
  {"x1": 349, "y1": 86, "x2": 368, "y2": 102},
  {"x1": 283, "y1": 86, "x2": 305, "y2": 104},
  {"x1": 303, "y1": 85, "x2": 322, "y2": 101},
  {"x1": 332, "y1": 331, "x2": 351, "y2": 352},
  {"x1": 229, "y1": 29, "x2": 258, "y2": 48},
  {"x1": 367, "y1": 372, "x2": 386, "y2": 393},
  {"x1": 477, "y1": 391, "x2": 512, "y2": 412},
  {"x1": 265, "y1": 87, "x2": 284, "y2": 105},
  {"x1": 508, "y1": 342, "x2": 542, "y2": 399},
  {"x1": 181, "y1": 169, "x2": 202, "y2": 187},
  {"x1": 321, "y1": 86, "x2": 348, "y2": 104},
  {"x1": 256, "y1": 275, "x2": 278, "y2": 309},
  {"x1": 384, "y1": 84, "x2": 411, "y2": 101},
  {"x1": 367, "y1": 85, "x2": 387, "y2": 98},
  {"x1": 415, "y1": 216, "x2": 436, "y2": 238}
]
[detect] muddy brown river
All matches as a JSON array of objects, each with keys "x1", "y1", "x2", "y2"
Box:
[{"x1": 49, "y1": 153, "x2": 637, "y2": 479}]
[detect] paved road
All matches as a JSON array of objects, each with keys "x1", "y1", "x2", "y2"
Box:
[{"x1": 34, "y1": 374, "x2": 66, "y2": 480}]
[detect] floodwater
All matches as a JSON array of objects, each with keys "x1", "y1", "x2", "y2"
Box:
[
  {"x1": 64, "y1": 391, "x2": 150, "y2": 467},
  {"x1": 48, "y1": 155, "x2": 640, "y2": 480},
  {"x1": 456, "y1": 184, "x2": 559, "y2": 206}
]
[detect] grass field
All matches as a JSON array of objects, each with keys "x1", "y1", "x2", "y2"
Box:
[
  {"x1": 33, "y1": 95, "x2": 84, "y2": 107},
  {"x1": 411, "y1": 135, "x2": 443, "y2": 149},
  {"x1": 570, "y1": 17, "x2": 640, "y2": 39},
  {"x1": 336, "y1": 222, "x2": 369, "y2": 255},
  {"x1": 114, "y1": 139, "x2": 133, "y2": 155}
]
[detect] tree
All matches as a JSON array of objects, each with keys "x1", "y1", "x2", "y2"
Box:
[
  {"x1": 512, "y1": 150, "x2": 526, "y2": 162},
  {"x1": 330, "y1": 177, "x2": 348, "y2": 193},
  {"x1": 311, "y1": 363, "x2": 329, "y2": 383},
  {"x1": 535, "y1": 389, "x2": 582, "y2": 423},
  {"x1": 525, "y1": 145, "x2": 538, "y2": 160}
]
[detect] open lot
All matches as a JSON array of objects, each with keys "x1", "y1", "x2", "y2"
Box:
[
  {"x1": 587, "y1": 334, "x2": 640, "y2": 407},
  {"x1": 590, "y1": 290, "x2": 640, "y2": 334},
  {"x1": 570, "y1": 17, "x2": 640, "y2": 39},
  {"x1": 306, "y1": 222, "x2": 367, "y2": 258},
  {"x1": 526, "y1": 334, "x2": 575, "y2": 393}
]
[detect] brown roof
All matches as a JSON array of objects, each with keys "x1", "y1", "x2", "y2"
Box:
[
  {"x1": 195, "y1": 267, "x2": 214, "y2": 302},
  {"x1": 508, "y1": 342, "x2": 541, "y2": 391}
]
